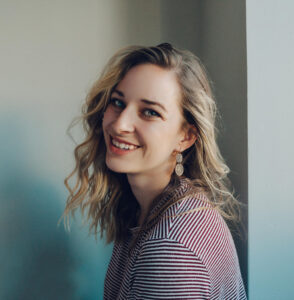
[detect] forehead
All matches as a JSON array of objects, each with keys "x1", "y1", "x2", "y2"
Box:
[{"x1": 116, "y1": 64, "x2": 182, "y2": 110}]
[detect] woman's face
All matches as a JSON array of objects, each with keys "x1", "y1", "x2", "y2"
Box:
[{"x1": 102, "y1": 63, "x2": 189, "y2": 177}]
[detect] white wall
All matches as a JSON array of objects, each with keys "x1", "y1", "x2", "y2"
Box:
[{"x1": 247, "y1": 0, "x2": 294, "y2": 298}]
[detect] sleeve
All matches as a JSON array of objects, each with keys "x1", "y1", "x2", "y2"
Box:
[{"x1": 131, "y1": 238, "x2": 211, "y2": 300}]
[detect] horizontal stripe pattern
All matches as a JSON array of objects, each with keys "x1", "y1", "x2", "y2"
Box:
[{"x1": 104, "y1": 179, "x2": 247, "y2": 299}]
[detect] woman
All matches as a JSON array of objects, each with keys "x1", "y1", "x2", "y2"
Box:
[{"x1": 62, "y1": 43, "x2": 247, "y2": 299}]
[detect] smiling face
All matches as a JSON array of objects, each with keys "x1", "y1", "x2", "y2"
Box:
[{"x1": 102, "y1": 63, "x2": 193, "y2": 178}]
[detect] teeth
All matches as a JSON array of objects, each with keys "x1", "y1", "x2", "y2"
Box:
[{"x1": 112, "y1": 138, "x2": 137, "y2": 150}]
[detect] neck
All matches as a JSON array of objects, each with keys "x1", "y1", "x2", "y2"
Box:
[{"x1": 127, "y1": 172, "x2": 172, "y2": 226}]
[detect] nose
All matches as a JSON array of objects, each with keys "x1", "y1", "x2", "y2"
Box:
[{"x1": 111, "y1": 106, "x2": 136, "y2": 134}]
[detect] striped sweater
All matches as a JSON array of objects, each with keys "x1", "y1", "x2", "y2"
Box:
[{"x1": 103, "y1": 178, "x2": 247, "y2": 299}]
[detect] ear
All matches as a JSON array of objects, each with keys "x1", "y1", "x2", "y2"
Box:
[{"x1": 177, "y1": 124, "x2": 197, "y2": 152}]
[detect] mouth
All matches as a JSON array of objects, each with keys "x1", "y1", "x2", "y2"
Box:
[{"x1": 109, "y1": 135, "x2": 141, "y2": 152}]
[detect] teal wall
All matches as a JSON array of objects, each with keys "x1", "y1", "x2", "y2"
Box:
[
  {"x1": 247, "y1": 0, "x2": 294, "y2": 299},
  {"x1": 0, "y1": 114, "x2": 113, "y2": 299}
]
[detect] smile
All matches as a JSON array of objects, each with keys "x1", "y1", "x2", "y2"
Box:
[{"x1": 110, "y1": 136, "x2": 140, "y2": 151}]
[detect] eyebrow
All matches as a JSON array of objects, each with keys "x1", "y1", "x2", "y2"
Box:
[{"x1": 112, "y1": 89, "x2": 167, "y2": 112}]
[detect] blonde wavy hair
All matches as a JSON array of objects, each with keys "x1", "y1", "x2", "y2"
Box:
[{"x1": 60, "y1": 43, "x2": 241, "y2": 244}]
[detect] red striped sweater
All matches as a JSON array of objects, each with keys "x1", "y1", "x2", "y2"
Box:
[{"x1": 104, "y1": 178, "x2": 247, "y2": 299}]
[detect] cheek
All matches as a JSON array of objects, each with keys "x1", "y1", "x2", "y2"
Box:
[
  {"x1": 144, "y1": 123, "x2": 180, "y2": 151},
  {"x1": 102, "y1": 107, "x2": 114, "y2": 129}
]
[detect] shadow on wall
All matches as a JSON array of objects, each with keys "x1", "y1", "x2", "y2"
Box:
[{"x1": 0, "y1": 119, "x2": 78, "y2": 300}]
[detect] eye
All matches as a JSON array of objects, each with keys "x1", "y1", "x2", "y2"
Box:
[
  {"x1": 110, "y1": 98, "x2": 125, "y2": 109},
  {"x1": 142, "y1": 109, "x2": 161, "y2": 118}
]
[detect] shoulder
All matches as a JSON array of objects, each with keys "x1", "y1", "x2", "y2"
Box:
[
  {"x1": 134, "y1": 180, "x2": 246, "y2": 299},
  {"x1": 140, "y1": 193, "x2": 246, "y2": 299},
  {"x1": 150, "y1": 189, "x2": 221, "y2": 238},
  {"x1": 149, "y1": 191, "x2": 236, "y2": 263},
  {"x1": 133, "y1": 237, "x2": 211, "y2": 298}
]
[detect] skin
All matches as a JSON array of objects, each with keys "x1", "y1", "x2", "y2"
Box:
[{"x1": 102, "y1": 64, "x2": 196, "y2": 226}]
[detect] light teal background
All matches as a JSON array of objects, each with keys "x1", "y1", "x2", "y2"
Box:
[
  {"x1": 0, "y1": 114, "x2": 113, "y2": 299},
  {"x1": 247, "y1": 0, "x2": 294, "y2": 299}
]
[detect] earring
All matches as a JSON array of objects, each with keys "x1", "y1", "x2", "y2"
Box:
[{"x1": 175, "y1": 152, "x2": 184, "y2": 176}]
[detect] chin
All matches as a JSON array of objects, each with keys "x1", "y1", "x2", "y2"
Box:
[{"x1": 105, "y1": 159, "x2": 133, "y2": 174}]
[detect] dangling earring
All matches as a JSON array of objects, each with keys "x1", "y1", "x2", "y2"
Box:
[{"x1": 175, "y1": 152, "x2": 184, "y2": 176}]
